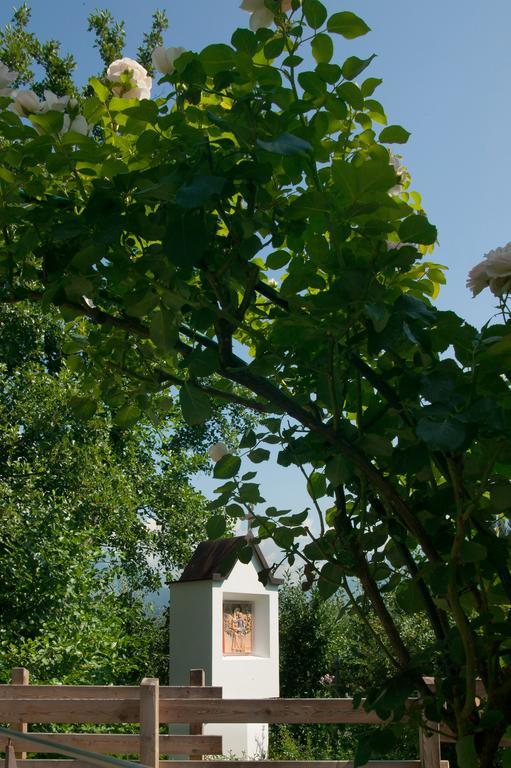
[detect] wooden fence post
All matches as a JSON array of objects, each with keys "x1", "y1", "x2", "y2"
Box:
[
  {"x1": 189, "y1": 669, "x2": 205, "y2": 760},
  {"x1": 10, "y1": 668, "x2": 29, "y2": 760},
  {"x1": 140, "y1": 677, "x2": 159, "y2": 768},
  {"x1": 420, "y1": 724, "x2": 441, "y2": 768},
  {"x1": 5, "y1": 741, "x2": 17, "y2": 768}
]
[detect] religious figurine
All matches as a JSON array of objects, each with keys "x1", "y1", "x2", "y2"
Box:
[{"x1": 223, "y1": 601, "x2": 253, "y2": 655}]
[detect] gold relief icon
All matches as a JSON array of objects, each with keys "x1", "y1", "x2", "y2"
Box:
[{"x1": 223, "y1": 601, "x2": 253, "y2": 655}]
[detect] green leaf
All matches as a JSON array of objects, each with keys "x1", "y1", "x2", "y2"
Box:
[
  {"x1": 332, "y1": 157, "x2": 396, "y2": 201},
  {"x1": 207, "y1": 515, "x2": 227, "y2": 539},
  {"x1": 336, "y1": 81, "x2": 364, "y2": 109},
  {"x1": 460, "y1": 540, "x2": 487, "y2": 563},
  {"x1": 257, "y1": 133, "x2": 312, "y2": 156},
  {"x1": 325, "y1": 455, "x2": 353, "y2": 485},
  {"x1": 266, "y1": 250, "x2": 291, "y2": 269},
  {"x1": 113, "y1": 404, "x2": 141, "y2": 428},
  {"x1": 364, "y1": 303, "x2": 390, "y2": 332},
  {"x1": 379, "y1": 124, "x2": 411, "y2": 144},
  {"x1": 231, "y1": 28, "x2": 257, "y2": 55},
  {"x1": 311, "y1": 34, "x2": 334, "y2": 64},
  {"x1": 264, "y1": 36, "x2": 285, "y2": 59},
  {"x1": 399, "y1": 215, "x2": 437, "y2": 245},
  {"x1": 214, "y1": 454, "x2": 242, "y2": 479},
  {"x1": 327, "y1": 11, "x2": 370, "y2": 39},
  {"x1": 274, "y1": 527, "x2": 295, "y2": 549},
  {"x1": 361, "y1": 77, "x2": 382, "y2": 96},
  {"x1": 353, "y1": 735, "x2": 372, "y2": 768},
  {"x1": 303, "y1": 0, "x2": 328, "y2": 29},
  {"x1": 248, "y1": 448, "x2": 270, "y2": 463},
  {"x1": 298, "y1": 70, "x2": 326, "y2": 96},
  {"x1": 238, "y1": 545, "x2": 253, "y2": 564},
  {"x1": 341, "y1": 54, "x2": 376, "y2": 81},
  {"x1": 238, "y1": 482, "x2": 264, "y2": 504},
  {"x1": 165, "y1": 209, "x2": 210, "y2": 268},
  {"x1": 360, "y1": 433, "x2": 393, "y2": 456},
  {"x1": 69, "y1": 396, "x2": 97, "y2": 420},
  {"x1": 280, "y1": 510, "x2": 309, "y2": 526},
  {"x1": 307, "y1": 471, "x2": 327, "y2": 499},
  {"x1": 239, "y1": 429, "x2": 257, "y2": 449},
  {"x1": 89, "y1": 76, "x2": 109, "y2": 102},
  {"x1": 200, "y1": 43, "x2": 235, "y2": 75},
  {"x1": 123, "y1": 100, "x2": 159, "y2": 124},
  {"x1": 179, "y1": 383, "x2": 213, "y2": 425},
  {"x1": 282, "y1": 54, "x2": 303, "y2": 68},
  {"x1": 316, "y1": 63, "x2": 341, "y2": 84},
  {"x1": 318, "y1": 562, "x2": 343, "y2": 598},
  {"x1": 176, "y1": 175, "x2": 226, "y2": 209},
  {"x1": 396, "y1": 580, "x2": 422, "y2": 614},
  {"x1": 491, "y1": 483, "x2": 511, "y2": 511},
  {"x1": 124, "y1": 288, "x2": 158, "y2": 318},
  {"x1": 455, "y1": 736, "x2": 478, "y2": 768},
  {"x1": 0, "y1": 166, "x2": 15, "y2": 184},
  {"x1": 186, "y1": 347, "x2": 218, "y2": 377},
  {"x1": 150, "y1": 309, "x2": 177, "y2": 353},
  {"x1": 29, "y1": 110, "x2": 64, "y2": 135},
  {"x1": 416, "y1": 418, "x2": 466, "y2": 452}
]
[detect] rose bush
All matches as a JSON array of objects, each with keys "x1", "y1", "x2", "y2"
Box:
[{"x1": 0, "y1": 1, "x2": 510, "y2": 766}]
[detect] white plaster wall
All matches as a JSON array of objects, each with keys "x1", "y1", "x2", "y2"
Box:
[
  {"x1": 169, "y1": 553, "x2": 280, "y2": 758},
  {"x1": 169, "y1": 580, "x2": 213, "y2": 685},
  {"x1": 207, "y1": 554, "x2": 279, "y2": 757}
]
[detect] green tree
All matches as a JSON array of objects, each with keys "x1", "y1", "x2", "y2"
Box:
[
  {"x1": 0, "y1": 1, "x2": 510, "y2": 764},
  {"x1": 0, "y1": 301, "x2": 243, "y2": 683},
  {"x1": 0, "y1": 3, "x2": 168, "y2": 94}
]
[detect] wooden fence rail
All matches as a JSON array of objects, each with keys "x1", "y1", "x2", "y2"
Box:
[{"x1": 0, "y1": 667, "x2": 453, "y2": 768}]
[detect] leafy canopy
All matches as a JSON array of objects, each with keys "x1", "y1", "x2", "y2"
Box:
[{"x1": 0, "y1": 1, "x2": 510, "y2": 765}]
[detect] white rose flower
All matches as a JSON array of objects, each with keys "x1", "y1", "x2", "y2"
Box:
[
  {"x1": 68, "y1": 114, "x2": 90, "y2": 135},
  {"x1": 106, "y1": 57, "x2": 152, "y2": 100},
  {"x1": 60, "y1": 113, "x2": 90, "y2": 136},
  {"x1": 0, "y1": 61, "x2": 18, "y2": 89},
  {"x1": 240, "y1": 0, "x2": 293, "y2": 31},
  {"x1": 152, "y1": 45, "x2": 186, "y2": 76},
  {"x1": 42, "y1": 89, "x2": 70, "y2": 112},
  {"x1": 466, "y1": 260, "x2": 490, "y2": 297},
  {"x1": 10, "y1": 89, "x2": 44, "y2": 116},
  {"x1": 389, "y1": 151, "x2": 405, "y2": 196},
  {"x1": 208, "y1": 442, "x2": 230, "y2": 463},
  {"x1": 268, "y1": 278, "x2": 278, "y2": 287},
  {"x1": 468, "y1": 242, "x2": 511, "y2": 298}
]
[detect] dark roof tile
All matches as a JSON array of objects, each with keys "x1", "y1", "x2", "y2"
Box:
[{"x1": 176, "y1": 536, "x2": 282, "y2": 585}]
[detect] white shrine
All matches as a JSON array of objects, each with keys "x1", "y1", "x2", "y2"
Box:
[{"x1": 169, "y1": 536, "x2": 281, "y2": 757}]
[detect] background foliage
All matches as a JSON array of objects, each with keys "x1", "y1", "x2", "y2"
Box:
[{"x1": 0, "y1": 300, "x2": 248, "y2": 684}]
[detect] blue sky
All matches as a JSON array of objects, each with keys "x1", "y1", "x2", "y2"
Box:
[{"x1": 3, "y1": 1, "x2": 510, "y2": 531}]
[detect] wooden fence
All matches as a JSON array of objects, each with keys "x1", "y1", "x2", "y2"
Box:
[{"x1": 0, "y1": 668, "x2": 450, "y2": 768}]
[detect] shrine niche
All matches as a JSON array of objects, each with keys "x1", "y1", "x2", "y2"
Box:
[
  {"x1": 223, "y1": 601, "x2": 253, "y2": 655},
  {"x1": 169, "y1": 536, "x2": 281, "y2": 758}
]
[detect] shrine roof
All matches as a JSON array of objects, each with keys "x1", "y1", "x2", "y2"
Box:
[{"x1": 176, "y1": 536, "x2": 283, "y2": 585}]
